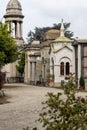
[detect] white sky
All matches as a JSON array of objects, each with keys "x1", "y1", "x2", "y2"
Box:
[{"x1": 1, "y1": 0, "x2": 87, "y2": 42}]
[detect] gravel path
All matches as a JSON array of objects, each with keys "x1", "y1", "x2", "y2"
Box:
[
  {"x1": 0, "y1": 84, "x2": 60, "y2": 130},
  {"x1": 0, "y1": 84, "x2": 87, "y2": 130}
]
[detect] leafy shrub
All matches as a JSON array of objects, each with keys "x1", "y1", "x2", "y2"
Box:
[{"x1": 79, "y1": 76, "x2": 85, "y2": 88}]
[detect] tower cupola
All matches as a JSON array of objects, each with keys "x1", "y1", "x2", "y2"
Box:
[{"x1": 4, "y1": 0, "x2": 24, "y2": 44}]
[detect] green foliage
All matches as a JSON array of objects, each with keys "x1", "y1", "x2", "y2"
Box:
[
  {"x1": 27, "y1": 22, "x2": 73, "y2": 43},
  {"x1": 16, "y1": 51, "x2": 25, "y2": 76},
  {"x1": 79, "y1": 76, "x2": 85, "y2": 87},
  {"x1": 0, "y1": 52, "x2": 6, "y2": 66},
  {"x1": 38, "y1": 74, "x2": 87, "y2": 130},
  {"x1": 0, "y1": 22, "x2": 18, "y2": 67}
]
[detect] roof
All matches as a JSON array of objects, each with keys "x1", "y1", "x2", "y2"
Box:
[
  {"x1": 41, "y1": 40, "x2": 52, "y2": 48},
  {"x1": 6, "y1": 0, "x2": 22, "y2": 10},
  {"x1": 29, "y1": 52, "x2": 41, "y2": 57},
  {"x1": 24, "y1": 43, "x2": 41, "y2": 51},
  {"x1": 45, "y1": 29, "x2": 60, "y2": 34},
  {"x1": 77, "y1": 39, "x2": 87, "y2": 43},
  {"x1": 53, "y1": 36, "x2": 73, "y2": 43},
  {"x1": 45, "y1": 29, "x2": 60, "y2": 40}
]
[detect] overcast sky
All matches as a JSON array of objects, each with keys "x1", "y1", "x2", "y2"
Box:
[{"x1": 1, "y1": 0, "x2": 87, "y2": 42}]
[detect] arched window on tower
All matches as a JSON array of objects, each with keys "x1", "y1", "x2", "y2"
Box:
[
  {"x1": 66, "y1": 62, "x2": 70, "y2": 75},
  {"x1": 60, "y1": 62, "x2": 64, "y2": 75}
]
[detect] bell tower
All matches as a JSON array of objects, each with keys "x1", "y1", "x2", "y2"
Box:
[
  {"x1": 4, "y1": 0, "x2": 24, "y2": 46},
  {"x1": 3, "y1": 0, "x2": 24, "y2": 82}
]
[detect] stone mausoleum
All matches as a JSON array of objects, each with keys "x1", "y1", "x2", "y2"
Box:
[{"x1": 25, "y1": 21, "x2": 87, "y2": 89}]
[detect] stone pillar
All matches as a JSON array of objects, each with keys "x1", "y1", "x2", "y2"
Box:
[
  {"x1": 43, "y1": 64, "x2": 45, "y2": 81},
  {"x1": 30, "y1": 62, "x2": 32, "y2": 82},
  {"x1": 32, "y1": 62, "x2": 34, "y2": 82},
  {"x1": 72, "y1": 47, "x2": 75, "y2": 73},
  {"x1": 16, "y1": 22, "x2": 19, "y2": 38},
  {"x1": 14, "y1": 22, "x2": 16, "y2": 38},
  {"x1": 24, "y1": 53, "x2": 30, "y2": 83},
  {"x1": 8, "y1": 21, "x2": 11, "y2": 31},
  {"x1": 6, "y1": 21, "x2": 10, "y2": 31},
  {"x1": 20, "y1": 22, "x2": 22, "y2": 38},
  {"x1": 10, "y1": 21, "x2": 15, "y2": 38},
  {"x1": 15, "y1": 22, "x2": 19, "y2": 38},
  {"x1": 34, "y1": 62, "x2": 36, "y2": 85},
  {"x1": 78, "y1": 44, "x2": 81, "y2": 80},
  {"x1": 13, "y1": 22, "x2": 15, "y2": 38},
  {"x1": 15, "y1": 22, "x2": 17, "y2": 38},
  {"x1": 10, "y1": 21, "x2": 13, "y2": 36}
]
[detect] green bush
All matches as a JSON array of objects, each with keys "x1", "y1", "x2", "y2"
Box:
[
  {"x1": 79, "y1": 76, "x2": 85, "y2": 87},
  {"x1": 24, "y1": 74, "x2": 87, "y2": 130}
]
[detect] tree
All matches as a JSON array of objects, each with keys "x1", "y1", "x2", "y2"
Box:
[
  {"x1": 53, "y1": 22, "x2": 73, "y2": 38},
  {"x1": 0, "y1": 22, "x2": 18, "y2": 67},
  {"x1": 27, "y1": 31, "x2": 35, "y2": 44},
  {"x1": 0, "y1": 22, "x2": 18, "y2": 89},
  {"x1": 27, "y1": 22, "x2": 73, "y2": 43},
  {"x1": 16, "y1": 51, "x2": 25, "y2": 76}
]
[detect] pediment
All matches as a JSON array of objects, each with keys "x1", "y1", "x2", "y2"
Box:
[{"x1": 51, "y1": 45, "x2": 73, "y2": 53}]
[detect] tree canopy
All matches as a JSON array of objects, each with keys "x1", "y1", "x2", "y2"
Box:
[
  {"x1": 0, "y1": 22, "x2": 18, "y2": 67},
  {"x1": 27, "y1": 22, "x2": 73, "y2": 44},
  {"x1": 16, "y1": 51, "x2": 25, "y2": 76}
]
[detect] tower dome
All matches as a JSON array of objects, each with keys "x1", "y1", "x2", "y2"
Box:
[
  {"x1": 6, "y1": 0, "x2": 22, "y2": 10},
  {"x1": 4, "y1": 0, "x2": 23, "y2": 17}
]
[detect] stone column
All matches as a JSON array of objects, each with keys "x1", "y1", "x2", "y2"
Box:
[
  {"x1": 16, "y1": 22, "x2": 19, "y2": 38},
  {"x1": 20, "y1": 22, "x2": 22, "y2": 38},
  {"x1": 24, "y1": 53, "x2": 30, "y2": 83},
  {"x1": 10, "y1": 21, "x2": 13, "y2": 36},
  {"x1": 34, "y1": 62, "x2": 36, "y2": 85},
  {"x1": 44, "y1": 63, "x2": 45, "y2": 81},
  {"x1": 6, "y1": 21, "x2": 10, "y2": 31},
  {"x1": 72, "y1": 47, "x2": 75, "y2": 73},
  {"x1": 13, "y1": 22, "x2": 15, "y2": 38},
  {"x1": 78, "y1": 44, "x2": 81, "y2": 80},
  {"x1": 15, "y1": 22, "x2": 17, "y2": 38},
  {"x1": 9, "y1": 22, "x2": 11, "y2": 31},
  {"x1": 30, "y1": 62, "x2": 32, "y2": 82},
  {"x1": 32, "y1": 62, "x2": 35, "y2": 82}
]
